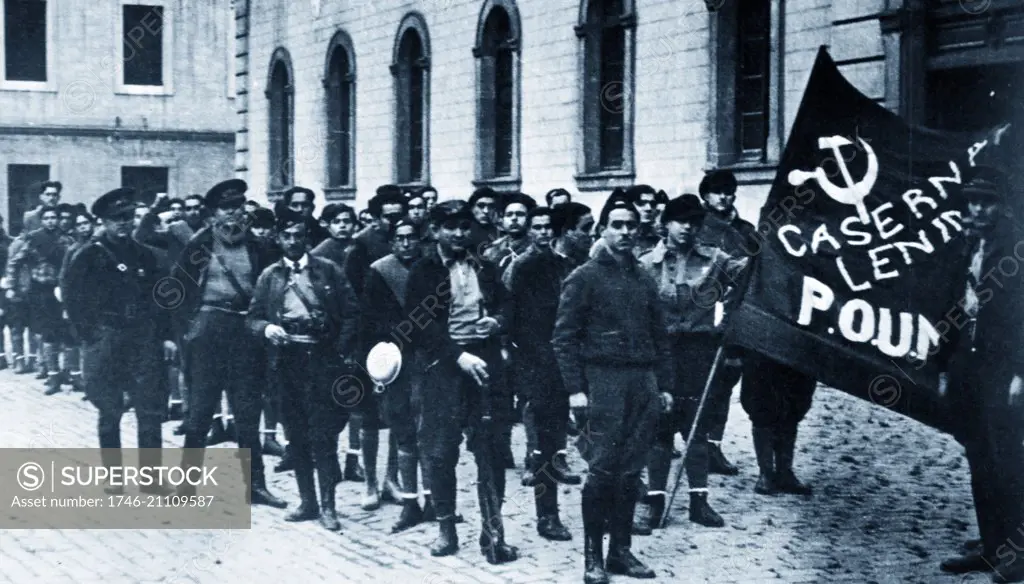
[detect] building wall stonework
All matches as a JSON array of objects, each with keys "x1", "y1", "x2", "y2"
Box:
[{"x1": 242, "y1": 0, "x2": 891, "y2": 222}]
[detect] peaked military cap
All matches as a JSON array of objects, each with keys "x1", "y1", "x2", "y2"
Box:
[
  {"x1": 91, "y1": 188, "x2": 138, "y2": 220},
  {"x1": 429, "y1": 200, "x2": 473, "y2": 225},
  {"x1": 204, "y1": 179, "x2": 248, "y2": 209}
]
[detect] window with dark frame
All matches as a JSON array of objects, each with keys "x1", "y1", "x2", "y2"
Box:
[
  {"x1": 6, "y1": 164, "x2": 49, "y2": 236},
  {"x1": 120, "y1": 166, "x2": 169, "y2": 205},
  {"x1": 267, "y1": 57, "x2": 293, "y2": 192},
  {"x1": 326, "y1": 44, "x2": 354, "y2": 189},
  {"x1": 122, "y1": 4, "x2": 165, "y2": 87},
  {"x1": 735, "y1": 1, "x2": 771, "y2": 162},
  {"x1": 394, "y1": 29, "x2": 427, "y2": 185},
  {"x1": 477, "y1": 7, "x2": 517, "y2": 181},
  {"x1": 4, "y1": 0, "x2": 47, "y2": 82},
  {"x1": 580, "y1": 0, "x2": 630, "y2": 175}
]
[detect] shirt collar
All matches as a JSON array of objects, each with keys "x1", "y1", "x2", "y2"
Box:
[
  {"x1": 282, "y1": 254, "x2": 309, "y2": 271},
  {"x1": 436, "y1": 244, "x2": 481, "y2": 270}
]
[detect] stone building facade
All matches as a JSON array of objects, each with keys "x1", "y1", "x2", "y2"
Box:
[
  {"x1": 235, "y1": 0, "x2": 1023, "y2": 220},
  {"x1": 0, "y1": 0, "x2": 235, "y2": 234}
]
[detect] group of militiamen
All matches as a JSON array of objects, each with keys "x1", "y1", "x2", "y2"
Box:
[{"x1": 7, "y1": 163, "x2": 1020, "y2": 582}]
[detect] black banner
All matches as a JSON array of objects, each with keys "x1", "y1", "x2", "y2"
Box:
[{"x1": 724, "y1": 47, "x2": 1007, "y2": 432}]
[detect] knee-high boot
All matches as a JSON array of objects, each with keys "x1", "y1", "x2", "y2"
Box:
[
  {"x1": 582, "y1": 478, "x2": 611, "y2": 584},
  {"x1": 391, "y1": 449, "x2": 424, "y2": 533},
  {"x1": 360, "y1": 427, "x2": 381, "y2": 510},
  {"x1": 606, "y1": 476, "x2": 655, "y2": 579}
]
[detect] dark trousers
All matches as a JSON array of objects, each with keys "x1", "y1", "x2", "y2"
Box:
[
  {"x1": 651, "y1": 334, "x2": 717, "y2": 493},
  {"x1": 82, "y1": 324, "x2": 165, "y2": 466},
  {"x1": 384, "y1": 364, "x2": 418, "y2": 455},
  {"x1": 706, "y1": 345, "x2": 744, "y2": 443},
  {"x1": 740, "y1": 353, "x2": 816, "y2": 431},
  {"x1": 182, "y1": 310, "x2": 265, "y2": 476},
  {"x1": 416, "y1": 338, "x2": 512, "y2": 521},
  {"x1": 278, "y1": 343, "x2": 349, "y2": 494},
  {"x1": 523, "y1": 368, "x2": 569, "y2": 517}
]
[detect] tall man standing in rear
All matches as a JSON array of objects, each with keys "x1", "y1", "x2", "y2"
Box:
[
  {"x1": 173, "y1": 179, "x2": 286, "y2": 509},
  {"x1": 553, "y1": 193, "x2": 673, "y2": 583}
]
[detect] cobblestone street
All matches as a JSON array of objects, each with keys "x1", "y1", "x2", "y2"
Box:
[{"x1": 0, "y1": 370, "x2": 982, "y2": 584}]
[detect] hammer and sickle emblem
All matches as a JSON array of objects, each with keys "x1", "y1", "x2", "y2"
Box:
[{"x1": 787, "y1": 136, "x2": 878, "y2": 223}]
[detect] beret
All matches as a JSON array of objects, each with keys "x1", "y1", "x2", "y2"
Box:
[
  {"x1": 91, "y1": 188, "x2": 138, "y2": 220},
  {"x1": 249, "y1": 207, "x2": 276, "y2": 229},
  {"x1": 275, "y1": 208, "x2": 312, "y2": 232},
  {"x1": 283, "y1": 186, "x2": 316, "y2": 203},
  {"x1": 962, "y1": 166, "x2": 1006, "y2": 201},
  {"x1": 497, "y1": 193, "x2": 537, "y2": 214},
  {"x1": 204, "y1": 179, "x2": 248, "y2": 209},
  {"x1": 598, "y1": 188, "x2": 637, "y2": 226},
  {"x1": 661, "y1": 194, "x2": 706, "y2": 224}
]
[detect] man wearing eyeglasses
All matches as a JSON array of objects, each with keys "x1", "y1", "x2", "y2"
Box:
[{"x1": 172, "y1": 179, "x2": 287, "y2": 509}]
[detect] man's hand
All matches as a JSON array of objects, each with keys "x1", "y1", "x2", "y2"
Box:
[
  {"x1": 474, "y1": 316, "x2": 501, "y2": 336},
  {"x1": 5, "y1": 289, "x2": 15, "y2": 301},
  {"x1": 54, "y1": 287, "x2": 62, "y2": 302},
  {"x1": 1010, "y1": 374, "x2": 1022, "y2": 406},
  {"x1": 569, "y1": 392, "x2": 588, "y2": 409},
  {"x1": 264, "y1": 324, "x2": 289, "y2": 346},
  {"x1": 457, "y1": 352, "x2": 489, "y2": 387},
  {"x1": 162, "y1": 341, "x2": 177, "y2": 361},
  {"x1": 659, "y1": 392, "x2": 674, "y2": 413}
]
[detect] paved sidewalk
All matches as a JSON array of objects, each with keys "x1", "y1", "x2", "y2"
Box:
[{"x1": 0, "y1": 369, "x2": 980, "y2": 583}]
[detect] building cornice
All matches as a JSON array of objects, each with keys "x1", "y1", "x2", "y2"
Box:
[{"x1": 0, "y1": 125, "x2": 234, "y2": 143}]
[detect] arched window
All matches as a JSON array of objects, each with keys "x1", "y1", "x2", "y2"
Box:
[
  {"x1": 575, "y1": 0, "x2": 636, "y2": 191},
  {"x1": 324, "y1": 31, "x2": 356, "y2": 197},
  {"x1": 266, "y1": 48, "x2": 294, "y2": 195},
  {"x1": 474, "y1": 0, "x2": 521, "y2": 190},
  {"x1": 391, "y1": 14, "x2": 430, "y2": 187}
]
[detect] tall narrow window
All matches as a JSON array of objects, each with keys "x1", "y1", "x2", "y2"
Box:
[
  {"x1": 3, "y1": 0, "x2": 47, "y2": 82},
  {"x1": 392, "y1": 14, "x2": 431, "y2": 187},
  {"x1": 122, "y1": 4, "x2": 165, "y2": 86},
  {"x1": 736, "y1": 1, "x2": 771, "y2": 161},
  {"x1": 325, "y1": 32, "x2": 356, "y2": 195},
  {"x1": 267, "y1": 50, "x2": 294, "y2": 194},
  {"x1": 474, "y1": 1, "x2": 521, "y2": 189},
  {"x1": 576, "y1": 0, "x2": 635, "y2": 191}
]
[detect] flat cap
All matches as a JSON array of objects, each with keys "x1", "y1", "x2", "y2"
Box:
[
  {"x1": 204, "y1": 179, "x2": 248, "y2": 209},
  {"x1": 275, "y1": 208, "x2": 313, "y2": 233},
  {"x1": 283, "y1": 186, "x2": 316, "y2": 203},
  {"x1": 498, "y1": 192, "x2": 537, "y2": 214},
  {"x1": 661, "y1": 194, "x2": 706, "y2": 224},
  {"x1": 962, "y1": 166, "x2": 1006, "y2": 201},
  {"x1": 91, "y1": 188, "x2": 138, "y2": 220},
  {"x1": 249, "y1": 207, "x2": 276, "y2": 229},
  {"x1": 429, "y1": 199, "x2": 473, "y2": 225}
]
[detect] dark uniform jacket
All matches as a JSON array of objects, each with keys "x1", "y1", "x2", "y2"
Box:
[
  {"x1": 353, "y1": 225, "x2": 391, "y2": 265},
  {"x1": 482, "y1": 235, "x2": 531, "y2": 273},
  {"x1": 311, "y1": 237, "x2": 370, "y2": 296},
  {"x1": 169, "y1": 228, "x2": 279, "y2": 338},
  {"x1": 361, "y1": 254, "x2": 413, "y2": 357},
  {"x1": 403, "y1": 247, "x2": 507, "y2": 366},
  {"x1": 61, "y1": 235, "x2": 170, "y2": 342},
  {"x1": 698, "y1": 209, "x2": 758, "y2": 259},
  {"x1": 552, "y1": 245, "x2": 673, "y2": 396},
  {"x1": 246, "y1": 255, "x2": 360, "y2": 359}
]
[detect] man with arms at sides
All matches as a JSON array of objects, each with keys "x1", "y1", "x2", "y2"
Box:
[
  {"x1": 247, "y1": 210, "x2": 360, "y2": 530},
  {"x1": 553, "y1": 193, "x2": 673, "y2": 583}
]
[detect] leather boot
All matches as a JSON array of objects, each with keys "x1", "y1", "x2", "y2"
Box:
[
  {"x1": 752, "y1": 426, "x2": 778, "y2": 495},
  {"x1": 582, "y1": 481, "x2": 610, "y2": 584},
  {"x1": 391, "y1": 451, "x2": 424, "y2": 533},
  {"x1": 26, "y1": 354, "x2": 37, "y2": 374},
  {"x1": 274, "y1": 445, "x2": 294, "y2": 472},
  {"x1": 360, "y1": 429, "x2": 381, "y2": 510},
  {"x1": 992, "y1": 556, "x2": 1024, "y2": 583},
  {"x1": 429, "y1": 517, "x2": 459, "y2": 557},
  {"x1": 285, "y1": 469, "x2": 319, "y2": 522},
  {"x1": 262, "y1": 434, "x2": 286, "y2": 457},
  {"x1": 521, "y1": 451, "x2": 540, "y2": 487},
  {"x1": 939, "y1": 552, "x2": 995, "y2": 574},
  {"x1": 773, "y1": 427, "x2": 812, "y2": 495},
  {"x1": 688, "y1": 491, "x2": 724, "y2": 527},
  {"x1": 606, "y1": 479, "x2": 655, "y2": 579},
  {"x1": 206, "y1": 417, "x2": 229, "y2": 446},
  {"x1": 13, "y1": 355, "x2": 25, "y2": 374},
  {"x1": 245, "y1": 460, "x2": 288, "y2": 509},
  {"x1": 422, "y1": 492, "x2": 437, "y2": 522},
  {"x1": 0, "y1": 355, "x2": 8, "y2": 370},
  {"x1": 707, "y1": 441, "x2": 740, "y2": 475},
  {"x1": 69, "y1": 372, "x2": 85, "y2": 392},
  {"x1": 318, "y1": 481, "x2": 341, "y2": 531},
  {"x1": 43, "y1": 373, "x2": 62, "y2": 395},
  {"x1": 343, "y1": 451, "x2": 365, "y2": 482}
]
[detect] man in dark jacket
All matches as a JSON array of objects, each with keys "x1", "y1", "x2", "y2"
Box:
[
  {"x1": 553, "y1": 193, "x2": 673, "y2": 583},
  {"x1": 62, "y1": 188, "x2": 173, "y2": 493},
  {"x1": 172, "y1": 179, "x2": 286, "y2": 509},
  {"x1": 362, "y1": 219, "x2": 428, "y2": 533},
  {"x1": 697, "y1": 169, "x2": 759, "y2": 476},
  {"x1": 247, "y1": 210, "x2": 360, "y2": 531},
  {"x1": 403, "y1": 201, "x2": 518, "y2": 563},
  {"x1": 939, "y1": 167, "x2": 1024, "y2": 583},
  {"x1": 506, "y1": 206, "x2": 579, "y2": 542}
]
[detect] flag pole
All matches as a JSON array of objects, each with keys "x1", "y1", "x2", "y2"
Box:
[{"x1": 660, "y1": 343, "x2": 726, "y2": 528}]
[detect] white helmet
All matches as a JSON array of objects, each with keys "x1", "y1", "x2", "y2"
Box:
[{"x1": 366, "y1": 342, "x2": 402, "y2": 389}]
